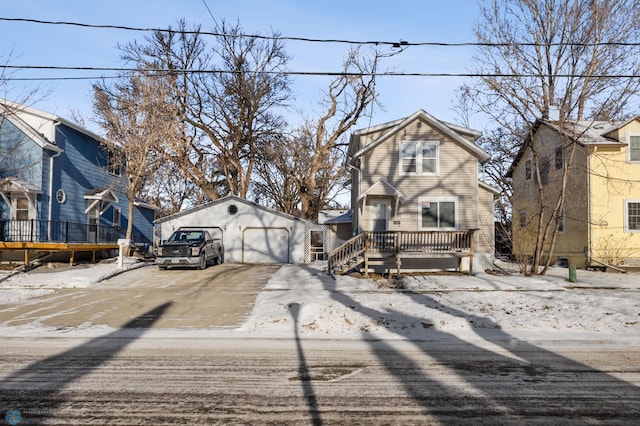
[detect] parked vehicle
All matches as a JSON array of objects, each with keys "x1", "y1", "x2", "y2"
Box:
[{"x1": 156, "y1": 227, "x2": 223, "y2": 270}]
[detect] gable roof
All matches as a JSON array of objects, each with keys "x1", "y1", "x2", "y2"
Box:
[
  {"x1": 155, "y1": 194, "x2": 313, "y2": 225},
  {"x1": 0, "y1": 101, "x2": 62, "y2": 153},
  {"x1": 357, "y1": 178, "x2": 407, "y2": 202},
  {"x1": 0, "y1": 99, "x2": 104, "y2": 147},
  {"x1": 350, "y1": 109, "x2": 490, "y2": 164},
  {"x1": 506, "y1": 118, "x2": 632, "y2": 177}
]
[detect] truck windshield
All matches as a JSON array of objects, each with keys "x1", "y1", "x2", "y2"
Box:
[{"x1": 168, "y1": 230, "x2": 204, "y2": 242}]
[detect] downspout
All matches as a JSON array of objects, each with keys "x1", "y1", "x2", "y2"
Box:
[
  {"x1": 48, "y1": 121, "x2": 63, "y2": 239},
  {"x1": 347, "y1": 162, "x2": 361, "y2": 236},
  {"x1": 586, "y1": 146, "x2": 594, "y2": 268},
  {"x1": 47, "y1": 149, "x2": 62, "y2": 240}
]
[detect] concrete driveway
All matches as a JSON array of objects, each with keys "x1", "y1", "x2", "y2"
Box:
[{"x1": 0, "y1": 264, "x2": 281, "y2": 329}]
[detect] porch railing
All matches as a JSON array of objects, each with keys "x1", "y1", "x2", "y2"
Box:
[
  {"x1": 366, "y1": 230, "x2": 474, "y2": 253},
  {"x1": 327, "y1": 233, "x2": 367, "y2": 274},
  {"x1": 0, "y1": 219, "x2": 121, "y2": 244},
  {"x1": 328, "y1": 230, "x2": 476, "y2": 274}
]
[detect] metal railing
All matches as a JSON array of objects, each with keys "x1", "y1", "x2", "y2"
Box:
[{"x1": 0, "y1": 219, "x2": 121, "y2": 244}]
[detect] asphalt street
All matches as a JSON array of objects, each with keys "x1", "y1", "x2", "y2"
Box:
[{"x1": 0, "y1": 264, "x2": 639, "y2": 424}]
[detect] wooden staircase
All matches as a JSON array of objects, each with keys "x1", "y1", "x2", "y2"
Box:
[{"x1": 328, "y1": 233, "x2": 367, "y2": 275}]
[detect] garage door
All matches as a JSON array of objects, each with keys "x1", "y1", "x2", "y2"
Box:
[{"x1": 242, "y1": 227, "x2": 290, "y2": 263}]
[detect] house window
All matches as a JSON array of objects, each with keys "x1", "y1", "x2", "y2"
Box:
[
  {"x1": 419, "y1": 197, "x2": 457, "y2": 229},
  {"x1": 555, "y1": 146, "x2": 564, "y2": 170},
  {"x1": 15, "y1": 198, "x2": 29, "y2": 221},
  {"x1": 113, "y1": 207, "x2": 121, "y2": 228},
  {"x1": 625, "y1": 201, "x2": 640, "y2": 231},
  {"x1": 557, "y1": 204, "x2": 566, "y2": 233},
  {"x1": 539, "y1": 156, "x2": 550, "y2": 185},
  {"x1": 400, "y1": 141, "x2": 438, "y2": 175},
  {"x1": 518, "y1": 210, "x2": 528, "y2": 227},
  {"x1": 525, "y1": 159, "x2": 532, "y2": 180},
  {"x1": 107, "y1": 150, "x2": 121, "y2": 176},
  {"x1": 628, "y1": 135, "x2": 640, "y2": 163}
]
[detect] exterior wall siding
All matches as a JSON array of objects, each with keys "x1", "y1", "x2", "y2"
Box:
[
  {"x1": 158, "y1": 197, "x2": 310, "y2": 264},
  {"x1": 477, "y1": 186, "x2": 495, "y2": 254},
  {"x1": 511, "y1": 125, "x2": 590, "y2": 267},
  {"x1": 589, "y1": 120, "x2": 640, "y2": 266},
  {"x1": 358, "y1": 118, "x2": 480, "y2": 233},
  {"x1": 1, "y1": 106, "x2": 156, "y2": 245},
  {"x1": 511, "y1": 120, "x2": 640, "y2": 268}
]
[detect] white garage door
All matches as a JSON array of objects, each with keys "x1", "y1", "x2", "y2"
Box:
[{"x1": 242, "y1": 227, "x2": 290, "y2": 263}]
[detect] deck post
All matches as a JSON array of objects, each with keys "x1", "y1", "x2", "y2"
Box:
[
  {"x1": 24, "y1": 249, "x2": 29, "y2": 267},
  {"x1": 69, "y1": 250, "x2": 75, "y2": 266},
  {"x1": 364, "y1": 253, "x2": 369, "y2": 277}
]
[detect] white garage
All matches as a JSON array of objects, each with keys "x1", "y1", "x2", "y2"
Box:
[{"x1": 155, "y1": 195, "x2": 323, "y2": 264}]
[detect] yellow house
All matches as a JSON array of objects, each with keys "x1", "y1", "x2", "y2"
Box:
[{"x1": 508, "y1": 117, "x2": 640, "y2": 269}]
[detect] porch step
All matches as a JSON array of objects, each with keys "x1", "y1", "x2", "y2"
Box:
[{"x1": 338, "y1": 255, "x2": 365, "y2": 274}]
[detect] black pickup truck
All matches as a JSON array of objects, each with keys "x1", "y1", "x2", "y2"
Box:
[{"x1": 156, "y1": 227, "x2": 223, "y2": 270}]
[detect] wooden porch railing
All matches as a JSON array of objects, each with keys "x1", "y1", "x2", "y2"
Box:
[
  {"x1": 328, "y1": 230, "x2": 476, "y2": 275},
  {"x1": 328, "y1": 233, "x2": 367, "y2": 274},
  {"x1": 367, "y1": 230, "x2": 474, "y2": 253}
]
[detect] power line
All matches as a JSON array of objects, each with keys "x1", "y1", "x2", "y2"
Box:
[
  {"x1": 2, "y1": 16, "x2": 640, "y2": 48},
  {"x1": 2, "y1": 64, "x2": 640, "y2": 81}
]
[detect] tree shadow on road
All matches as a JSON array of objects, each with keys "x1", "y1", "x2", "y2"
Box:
[
  {"x1": 289, "y1": 302, "x2": 323, "y2": 426},
  {"x1": 0, "y1": 302, "x2": 172, "y2": 424},
  {"x1": 304, "y1": 266, "x2": 640, "y2": 423}
]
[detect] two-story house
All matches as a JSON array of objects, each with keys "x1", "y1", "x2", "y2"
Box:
[
  {"x1": 508, "y1": 116, "x2": 640, "y2": 270},
  {"x1": 328, "y1": 109, "x2": 498, "y2": 275},
  {"x1": 0, "y1": 100, "x2": 156, "y2": 264}
]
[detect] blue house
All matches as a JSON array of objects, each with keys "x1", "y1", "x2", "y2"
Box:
[{"x1": 0, "y1": 100, "x2": 156, "y2": 261}]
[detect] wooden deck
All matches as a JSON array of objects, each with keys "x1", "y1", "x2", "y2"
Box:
[
  {"x1": 0, "y1": 219, "x2": 121, "y2": 266},
  {"x1": 328, "y1": 230, "x2": 477, "y2": 276},
  {"x1": 0, "y1": 242, "x2": 119, "y2": 266}
]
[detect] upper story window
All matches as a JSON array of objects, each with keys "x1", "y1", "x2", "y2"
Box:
[
  {"x1": 628, "y1": 135, "x2": 640, "y2": 163},
  {"x1": 525, "y1": 159, "x2": 532, "y2": 180},
  {"x1": 518, "y1": 210, "x2": 528, "y2": 227},
  {"x1": 555, "y1": 146, "x2": 564, "y2": 170},
  {"x1": 107, "y1": 149, "x2": 122, "y2": 176},
  {"x1": 400, "y1": 141, "x2": 438, "y2": 175}
]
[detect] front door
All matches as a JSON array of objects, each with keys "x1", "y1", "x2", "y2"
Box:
[{"x1": 369, "y1": 199, "x2": 390, "y2": 231}]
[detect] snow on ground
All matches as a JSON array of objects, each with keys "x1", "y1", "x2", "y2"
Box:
[
  {"x1": 241, "y1": 262, "x2": 640, "y2": 340},
  {"x1": 1, "y1": 259, "x2": 639, "y2": 340},
  {"x1": 0, "y1": 258, "x2": 146, "y2": 305}
]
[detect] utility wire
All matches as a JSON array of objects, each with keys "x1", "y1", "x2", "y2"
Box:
[
  {"x1": 2, "y1": 64, "x2": 640, "y2": 80},
  {"x1": 2, "y1": 17, "x2": 640, "y2": 48}
]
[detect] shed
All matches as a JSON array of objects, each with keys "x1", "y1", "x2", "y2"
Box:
[{"x1": 155, "y1": 195, "x2": 324, "y2": 264}]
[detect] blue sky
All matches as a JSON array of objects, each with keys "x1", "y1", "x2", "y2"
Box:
[{"x1": 1, "y1": 0, "x2": 482, "y2": 133}]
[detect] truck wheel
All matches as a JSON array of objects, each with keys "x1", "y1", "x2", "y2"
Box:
[
  {"x1": 198, "y1": 254, "x2": 207, "y2": 270},
  {"x1": 158, "y1": 265, "x2": 167, "y2": 270},
  {"x1": 214, "y1": 250, "x2": 222, "y2": 265}
]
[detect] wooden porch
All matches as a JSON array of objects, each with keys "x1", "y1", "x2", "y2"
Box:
[
  {"x1": 328, "y1": 230, "x2": 476, "y2": 276},
  {"x1": 0, "y1": 219, "x2": 121, "y2": 267}
]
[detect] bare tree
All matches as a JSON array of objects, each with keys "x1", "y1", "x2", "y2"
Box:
[
  {"x1": 461, "y1": 0, "x2": 640, "y2": 274},
  {"x1": 120, "y1": 19, "x2": 290, "y2": 201},
  {"x1": 254, "y1": 47, "x2": 379, "y2": 221},
  {"x1": 92, "y1": 72, "x2": 173, "y2": 246},
  {"x1": 140, "y1": 159, "x2": 201, "y2": 217}
]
